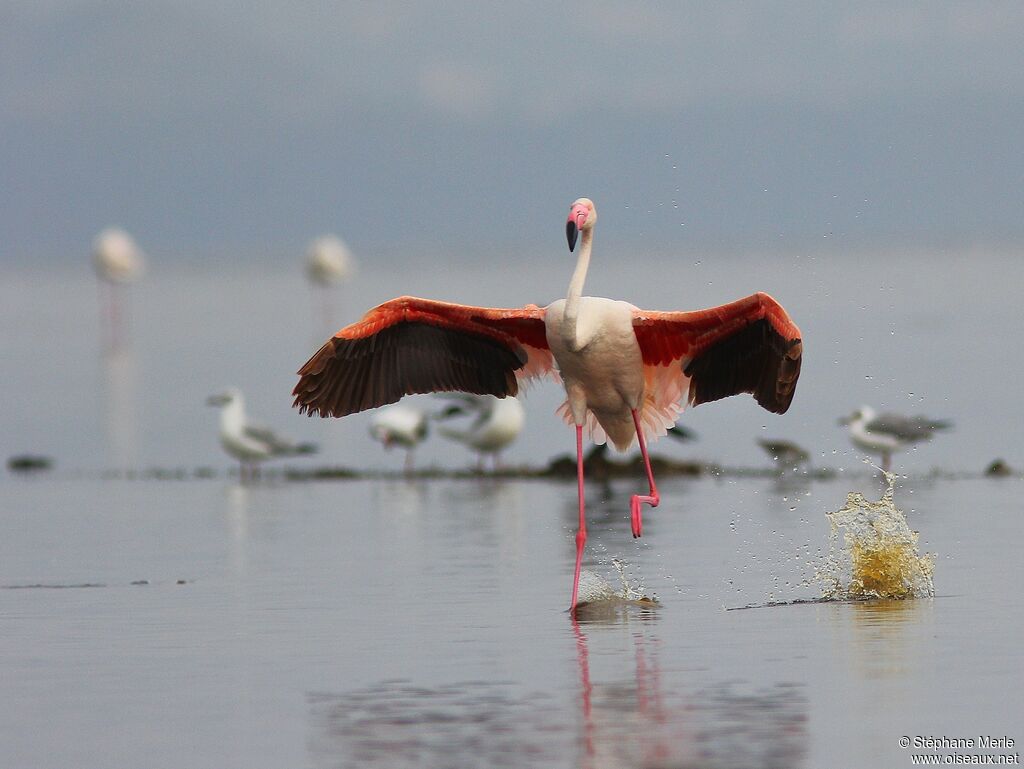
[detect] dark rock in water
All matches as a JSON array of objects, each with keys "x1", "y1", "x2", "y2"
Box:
[
  {"x1": 543, "y1": 455, "x2": 578, "y2": 478},
  {"x1": 284, "y1": 465, "x2": 361, "y2": 481},
  {"x1": 631, "y1": 454, "x2": 704, "y2": 477},
  {"x1": 543, "y1": 444, "x2": 615, "y2": 479},
  {"x1": 7, "y1": 455, "x2": 53, "y2": 473},
  {"x1": 984, "y1": 459, "x2": 1014, "y2": 477},
  {"x1": 543, "y1": 443, "x2": 705, "y2": 480},
  {"x1": 131, "y1": 580, "x2": 150, "y2": 586},
  {"x1": 176, "y1": 579, "x2": 187, "y2": 585}
]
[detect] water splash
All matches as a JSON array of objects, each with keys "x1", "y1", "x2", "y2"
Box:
[
  {"x1": 817, "y1": 471, "x2": 935, "y2": 600},
  {"x1": 577, "y1": 559, "x2": 657, "y2": 605}
]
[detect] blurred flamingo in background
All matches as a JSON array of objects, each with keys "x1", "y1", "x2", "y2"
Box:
[
  {"x1": 92, "y1": 227, "x2": 144, "y2": 351},
  {"x1": 293, "y1": 198, "x2": 803, "y2": 612},
  {"x1": 305, "y1": 234, "x2": 356, "y2": 332}
]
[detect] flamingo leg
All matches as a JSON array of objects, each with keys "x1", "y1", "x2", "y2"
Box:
[
  {"x1": 570, "y1": 424, "x2": 587, "y2": 613},
  {"x1": 630, "y1": 409, "x2": 660, "y2": 538},
  {"x1": 882, "y1": 451, "x2": 892, "y2": 473},
  {"x1": 109, "y1": 285, "x2": 124, "y2": 353}
]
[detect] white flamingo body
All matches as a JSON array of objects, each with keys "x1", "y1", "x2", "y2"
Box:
[{"x1": 545, "y1": 296, "x2": 653, "y2": 450}]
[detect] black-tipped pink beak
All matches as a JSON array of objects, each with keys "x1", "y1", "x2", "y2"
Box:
[{"x1": 566, "y1": 206, "x2": 587, "y2": 251}]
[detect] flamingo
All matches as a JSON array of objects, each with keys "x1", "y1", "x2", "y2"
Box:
[
  {"x1": 306, "y1": 235, "x2": 356, "y2": 332},
  {"x1": 840, "y1": 406, "x2": 951, "y2": 472},
  {"x1": 368, "y1": 404, "x2": 429, "y2": 474},
  {"x1": 306, "y1": 235, "x2": 356, "y2": 286},
  {"x1": 433, "y1": 394, "x2": 525, "y2": 470},
  {"x1": 293, "y1": 198, "x2": 803, "y2": 611},
  {"x1": 92, "y1": 227, "x2": 145, "y2": 351}
]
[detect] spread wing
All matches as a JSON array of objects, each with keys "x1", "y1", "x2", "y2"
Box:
[
  {"x1": 632, "y1": 292, "x2": 803, "y2": 414},
  {"x1": 293, "y1": 296, "x2": 554, "y2": 418}
]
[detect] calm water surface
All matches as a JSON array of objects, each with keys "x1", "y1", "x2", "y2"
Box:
[{"x1": 1, "y1": 472, "x2": 1021, "y2": 768}]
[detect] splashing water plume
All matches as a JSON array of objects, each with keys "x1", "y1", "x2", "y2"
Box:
[
  {"x1": 576, "y1": 559, "x2": 657, "y2": 606},
  {"x1": 818, "y1": 471, "x2": 935, "y2": 600}
]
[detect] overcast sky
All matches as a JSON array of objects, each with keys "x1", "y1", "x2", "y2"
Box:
[{"x1": 3, "y1": 2, "x2": 1024, "y2": 263}]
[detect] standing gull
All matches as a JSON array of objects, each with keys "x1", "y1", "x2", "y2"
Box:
[
  {"x1": 293, "y1": 197, "x2": 803, "y2": 612},
  {"x1": 434, "y1": 394, "x2": 525, "y2": 471},
  {"x1": 207, "y1": 388, "x2": 316, "y2": 480},
  {"x1": 840, "y1": 406, "x2": 951, "y2": 471}
]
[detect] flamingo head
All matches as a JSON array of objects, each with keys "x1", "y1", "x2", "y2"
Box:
[{"x1": 566, "y1": 198, "x2": 596, "y2": 252}]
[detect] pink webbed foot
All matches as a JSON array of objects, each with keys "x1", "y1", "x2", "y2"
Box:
[{"x1": 630, "y1": 490, "x2": 660, "y2": 538}]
